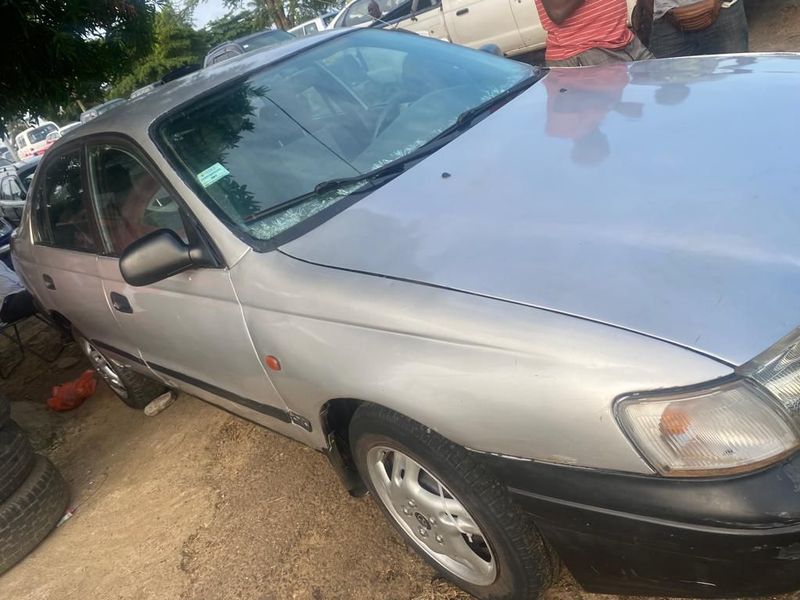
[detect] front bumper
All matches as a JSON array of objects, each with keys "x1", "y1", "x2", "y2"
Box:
[{"x1": 481, "y1": 451, "x2": 800, "y2": 597}]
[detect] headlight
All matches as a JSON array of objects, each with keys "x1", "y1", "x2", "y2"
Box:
[
  {"x1": 616, "y1": 378, "x2": 798, "y2": 477},
  {"x1": 741, "y1": 331, "x2": 800, "y2": 420}
]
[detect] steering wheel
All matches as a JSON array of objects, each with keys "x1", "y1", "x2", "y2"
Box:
[{"x1": 372, "y1": 91, "x2": 417, "y2": 140}]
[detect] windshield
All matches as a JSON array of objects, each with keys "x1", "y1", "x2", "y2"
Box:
[
  {"x1": 29, "y1": 124, "x2": 58, "y2": 144},
  {"x1": 156, "y1": 30, "x2": 533, "y2": 244},
  {"x1": 240, "y1": 30, "x2": 294, "y2": 52}
]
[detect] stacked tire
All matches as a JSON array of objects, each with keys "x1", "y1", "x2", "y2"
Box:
[{"x1": 0, "y1": 392, "x2": 68, "y2": 575}]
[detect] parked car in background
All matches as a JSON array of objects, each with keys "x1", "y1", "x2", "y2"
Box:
[
  {"x1": 59, "y1": 122, "x2": 82, "y2": 135},
  {"x1": 130, "y1": 82, "x2": 162, "y2": 99},
  {"x1": 0, "y1": 217, "x2": 13, "y2": 268},
  {"x1": 12, "y1": 29, "x2": 800, "y2": 600},
  {"x1": 0, "y1": 147, "x2": 13, "y2": 163},
  {"x1": 58, "y1": 122, "x2": 82, "y2": 137},
  {"x1": 289, "y1": 11, "x2": 338, "y2": 36},
  {"x1": 0, "y1": 157, "x2": 40, "y2": 225},
  {"x1": 40, "y1": 130, "x2": 61, "y2": 154},
  {"x1": 80, "y1": 99, "x2": 127, "y2": 124},
  {"x1": 330, "y1": 0, "x2": 634, "y2": 56},
  {"x1": 203, "y1": 29, "x2": 295, "y2": 66},
  {"x1": 14, "y1": 123, "x2": 59, "y2": 161}
]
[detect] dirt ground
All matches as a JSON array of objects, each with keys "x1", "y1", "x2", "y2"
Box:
[{"x1": 2, "y1": 3, "x2": 800, "y2": 598}]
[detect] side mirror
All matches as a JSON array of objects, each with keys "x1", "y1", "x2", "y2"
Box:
[{"x1": 120, "y1": 229, "x2": 198, "y2": 287}]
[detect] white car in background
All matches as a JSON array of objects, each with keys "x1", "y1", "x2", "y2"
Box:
[
  {"x1": 329, "y1": 0, "x2": 635, "y2": 57},
  {"x1": 14, "y1": 122, "x2": 59, "y2": 161},
  {"x1": 288, "y1": 11, "x2": 339, "y2": 36}
]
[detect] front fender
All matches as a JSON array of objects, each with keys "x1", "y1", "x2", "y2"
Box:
[{"x1": 233, "y1": 252, "x2": 732, "y2": 474}]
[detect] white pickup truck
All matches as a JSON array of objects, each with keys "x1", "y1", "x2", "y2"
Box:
[{"x1": 329, "y1": 0, "x2": 636, "y2": 57}]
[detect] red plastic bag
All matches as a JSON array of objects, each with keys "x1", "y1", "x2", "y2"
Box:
[{"x1": 47, "y1": 370, "x2": 97, "y2": 412}]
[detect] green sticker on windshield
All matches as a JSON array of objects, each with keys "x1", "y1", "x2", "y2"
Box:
[{"x1": 197, "y1": 163, "x2": 230, "y2": 187}]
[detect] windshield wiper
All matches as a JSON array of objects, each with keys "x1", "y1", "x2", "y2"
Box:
[
  {"x1": 243, "y1": 139, "x2": 450, "y2": 224},
  {"x1": 242, "y1": 161, "x2": 408, "y2": 224},
  {"x1": 437, "y1": 70, "x2": 544, "y2": 139},
  {"x1": 242, "y1": 70, "x2": 544, "y2": 225}
]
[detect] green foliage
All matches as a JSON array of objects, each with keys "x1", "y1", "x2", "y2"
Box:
[
  {"x1": 109, "y1": 4, "x2": 208, "y2": 99},
  {"x1": 0, "y1": 0, "x2": 156, "y2": 133},
  {"x1": 193, "y1": 0, "x2": 343, "y2": 32},
  {"x1": 204, "y1": 10, "x2": 261, "y2": 48}
]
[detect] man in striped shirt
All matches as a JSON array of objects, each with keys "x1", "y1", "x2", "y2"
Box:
[{"x1": 534, "y1": 0, "x2": 654, "y2": 66}]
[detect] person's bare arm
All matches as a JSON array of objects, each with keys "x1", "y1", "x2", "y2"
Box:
[{"x1": 539, "y1": 0, "x2": 585, "y2": 24}]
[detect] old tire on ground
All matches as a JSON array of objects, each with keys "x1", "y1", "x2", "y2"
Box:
[
  {"x1": 0, "y1": 422, "x2": 36, "y2": 503},
  {"x1": 0, "y1": 393, "x2": 10, "y2": 429},
  {"x1": 0, "y1": 455, "x2": 68, "y2": 576},
  {"x1": 350, "y1": 403, "x2": 557, "y2": 600},
  {"x1": 75, "y1": 335, "x2": 167, "y2": 410}
]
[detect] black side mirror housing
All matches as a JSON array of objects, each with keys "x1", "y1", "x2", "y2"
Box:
[{"x1": 120, "y1": 229, "x2": 200, "y2": 287}]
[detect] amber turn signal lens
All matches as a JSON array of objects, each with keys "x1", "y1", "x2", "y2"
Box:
[
  {"x1": 659, "y1": 405, "x2": 691, "y2": 436},
  {"x1": 265, "y1": 355, "x2": 281, "y2": 371}
]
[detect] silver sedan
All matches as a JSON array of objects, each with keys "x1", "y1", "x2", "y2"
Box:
[{"x1": 12, "y1": 29, "x2": 800, "y2": 600}]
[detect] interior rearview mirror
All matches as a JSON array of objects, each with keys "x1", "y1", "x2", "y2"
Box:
[{"x1": 120, "y1": 229, "x2": 198, "y2": 287}]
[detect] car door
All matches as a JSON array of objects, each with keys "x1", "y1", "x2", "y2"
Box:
[
  {"x1": 85, "y1": 140, "x2": 290, "y2": 424},
  {"x1": 25, "y1": 145, "x2": 137, "y2": 360},
  {"x1": 442, "y1": 0, "x2": 525, "y2": 54},
  {"x1": 507, "y1": 0, "x2": 546, "y2": 51},
  {"x1": 393, "y1": 0, "x2": 450, "y2": 40}
]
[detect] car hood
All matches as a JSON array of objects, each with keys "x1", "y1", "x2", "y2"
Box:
[{"x1": 282, "y1": 54, "x2": 800, "y2": 366}]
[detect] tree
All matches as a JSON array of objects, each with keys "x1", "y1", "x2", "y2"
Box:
[
  {"x1": 108, "y1": 4, "x2": 208, "y2": 98},
  {"x1": 0, "y1": 0, "x2": 156, "y2": 133},
  {"x1": 191, "y1": 0, "x2": 343, "y2": 31},
  {"x1": 204, "y1": 10, "x2": 261, "y2": 48}
]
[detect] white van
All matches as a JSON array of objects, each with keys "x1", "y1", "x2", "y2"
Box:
[
  {"x1": 329, "y1": 0, "x2": 635, "y2": 57},
  {"x1": 288, "y1": 11, "x2": 339, "y2": 37},
  {"x1": 15, "y1": 122, "x2": 59, "y2": 161}
]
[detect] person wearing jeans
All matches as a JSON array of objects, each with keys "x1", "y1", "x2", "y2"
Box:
[
  {"x1": 534, "y1": 0, "x2": 654, "y2": 67},
  {"x1": 648, "y1": 0, "x2": 748, "y2": 58}
]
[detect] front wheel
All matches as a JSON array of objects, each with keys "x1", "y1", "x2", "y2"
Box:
[
  {"x1": 76, "y1": 335, "x2": 167, "y2": 410},
  {"x1": 350, "y1": 404, "x2": 557, "y2": 600}
]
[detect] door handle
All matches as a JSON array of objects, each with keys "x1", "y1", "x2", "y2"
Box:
[
  {"x1": 110, "y1": 292, "x2": 133, "y2": 314},
  {"x1": 456, "y1": 7, "x2": 469, "y2": 15},
  {"x1": 42, "y1": 274, "x2": 56, "y2": 290}
]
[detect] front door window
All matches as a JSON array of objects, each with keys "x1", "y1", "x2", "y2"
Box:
[{"x1": 87, "y1": 145, "x2": 186, "y2": 255}]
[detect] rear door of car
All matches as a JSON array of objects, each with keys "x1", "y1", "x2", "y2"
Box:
[
  {"x1": 442, "y1": 0, "x2": 525, "y2": 53},
  {"x1": 391, "y1": 0, "x2": 451, "y2": 41},
  {"x1": 26, "y1": 143, "x2": 138, "y2": 361},
  {"x1": 507, "y1": 0, "x2": 546, "y2": 51},
  {"x1": 84, "y1": 138, "x2": 290, "y2": 425}
]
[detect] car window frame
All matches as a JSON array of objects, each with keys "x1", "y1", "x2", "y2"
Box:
[
  {"x1": 82, "y1": 133, "x2": 226, "y2": 267},
  {"x1": 31, "y1": 141, "x2": 103, "y2": 255}
]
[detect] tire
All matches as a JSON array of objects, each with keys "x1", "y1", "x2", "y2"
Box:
[
  {"x1": 0, "y1": 422, "x2": 36, "y2": 503},
  {"x1": 0, "y1": 455, "x2": 68, "y2": 576},
  {"x1": 0, "y1": 392, "x2": 10, "y2": 429},
  {"x1": 350, "y1": 404, "x2": 557, "y2": 600},
  {"x1": 75, "y1": 334, "x2": 167, "y2": 410}
]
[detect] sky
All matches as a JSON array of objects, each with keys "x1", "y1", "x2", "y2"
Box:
[{"x1": 190, "y1": 0, "x2": 231, "y2": 28}]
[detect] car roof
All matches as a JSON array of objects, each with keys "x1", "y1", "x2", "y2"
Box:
[{"x1": 60, "y1": 29, "x2": 349, "y2": 147}]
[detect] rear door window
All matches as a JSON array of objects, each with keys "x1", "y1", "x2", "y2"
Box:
[{"x1": 35, "y1": 149, "x2": 98, "y2": 252}]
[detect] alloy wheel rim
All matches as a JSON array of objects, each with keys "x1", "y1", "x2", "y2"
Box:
[
  {"x1": 366, "y1": 445, "x2": 497, "y2": 586},
  {"x1": 81, "y1": 340, "x2": 129, "y2": 399}
]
